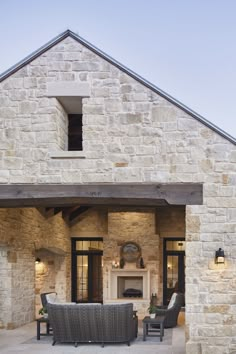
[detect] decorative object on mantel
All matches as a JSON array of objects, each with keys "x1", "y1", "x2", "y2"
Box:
[
  {"x1": 120, "y1": 257, "x2": 125, "y2": 269},
  {"x1": 120, "y1": 241, "x2": 141, "y2": 263},
  {"x1": 112, "y1": 260, "x2": 120, "y2": 269},
  {"x1": 139, "y1": 257, "x2": 145, "y2": 268}
]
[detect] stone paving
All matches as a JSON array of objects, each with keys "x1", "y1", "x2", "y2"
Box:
[{"x1": 0, "y1": 320, "x2": 185, "y2": 354}]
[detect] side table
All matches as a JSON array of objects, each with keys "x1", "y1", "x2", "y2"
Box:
[
  {"x1": 142, "y1": 315, "x2": 165, "y2": 342},
  {"x1": 36, "y1": 317, "x2": 51, "y2": 340}
]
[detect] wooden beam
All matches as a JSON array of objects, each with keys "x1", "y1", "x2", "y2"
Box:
[
  {"x1": 68, "y1": 206, "x2": 91, "y2": 226},
  {"x1": 0, "y1": 183, "x2": 203, "y2": 208}
]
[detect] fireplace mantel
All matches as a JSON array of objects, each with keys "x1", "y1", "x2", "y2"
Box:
[{"x1": 108, "y1": 268, "x2": 150, "y2": 300}]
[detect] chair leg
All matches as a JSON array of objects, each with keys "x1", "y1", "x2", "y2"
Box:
[
  {"x1": 74, "y1": 342, "x2": 78, "y2": 347},
  {"x1": 52, "y1": 340, "x2": 56, "y2": 346}
]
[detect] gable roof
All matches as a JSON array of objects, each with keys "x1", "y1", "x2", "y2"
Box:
[{"x1": 0, "y1": 29, "x2": 235, "y2": 145}]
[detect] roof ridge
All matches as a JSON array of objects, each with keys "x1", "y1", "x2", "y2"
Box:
[{"x1": 0, "y1": 29, "x2": 235, "y2": 145}]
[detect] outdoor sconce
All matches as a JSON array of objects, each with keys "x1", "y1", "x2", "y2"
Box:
[
  {"x1": 35, "y1": 257, "x2": 41, "y2": 264},
  {"x1": 215, "y1": 248, "x2": 225, "y2": 264}
]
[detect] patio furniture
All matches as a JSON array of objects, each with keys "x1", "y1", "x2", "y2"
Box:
[
  {"x1": 153, "y1": 292, "x2": 185, "y2": 328},
  {"x1": 47, "y1": 302, "x2": 137, "y2": 347},
  {"x1": 36, "y1": 317, "x2": 51, "y2": 340},
  {"x1": 142, "y1": 315, "x2": 165, "y2": 341},
  {"x1": 40, "y1": 292, "x2": 57, "y2": 310}
]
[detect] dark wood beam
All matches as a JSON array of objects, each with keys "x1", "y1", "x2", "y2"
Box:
[
  {"x1": 68, "y1": 206, "x2": 91, "y2": 226},
  {"x1": 62, "y1": 206, "x2": 81, "y2": 220},
  {"x1": 0, "y1": 183, "x2": 203, "y2": 208}
]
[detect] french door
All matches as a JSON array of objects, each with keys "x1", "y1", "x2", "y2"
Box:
[
  {"x1": 163, "y1": 238, "x2": 185, "y2": 305},
  {"x1": 71, "y1": 238, "x2": 103, "y2": 303}
]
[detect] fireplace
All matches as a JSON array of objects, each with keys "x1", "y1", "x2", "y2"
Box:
[
  {"x1": 108, "y1": 269, "x2": 150, "y2": 300},
  {"x1": 118, "y1": 276, "x2": 143, "y2": 298}
]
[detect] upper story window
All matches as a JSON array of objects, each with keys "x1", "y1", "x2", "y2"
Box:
[
  {"x1": 68, "y1": 114, "x2": 83, "y2": 151},
  {"x1": 47, "y1": 82, "x2": 90, "y2": 153}
]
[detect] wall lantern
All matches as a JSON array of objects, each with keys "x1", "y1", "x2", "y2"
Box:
[
  {"x1": 35, "y1": 257, "x2": 41, "y2": 264},
  {"x1": 215, "y1": 248, "x2": 225, "y2": 264}
]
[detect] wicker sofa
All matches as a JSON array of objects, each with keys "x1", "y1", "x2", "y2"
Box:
[{"x1": 47, "y1": 302, "x2": 137, "y2": 347}]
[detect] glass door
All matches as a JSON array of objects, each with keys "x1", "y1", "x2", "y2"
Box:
[
  {"x1": 163, "y1": 238, "x2": 185, "y2": 305},
  {"x1": 72, "y1": 238, "x2": 103, "y2": 303}
]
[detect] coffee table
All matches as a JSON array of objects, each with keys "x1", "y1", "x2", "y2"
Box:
[{"x1": 142, "y1": 315, "x2": 165, "y2": 341}]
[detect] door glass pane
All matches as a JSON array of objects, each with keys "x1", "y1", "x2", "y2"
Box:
[
  {"x1": 166, "y1": 240, "x2": 185, "y2": 251},
  {"x1": 76, "y1": 240, "x2": 103, "y2": 251},
  {"x1": 91, "y1": 255, "x2": 103, "y2": 302},
  {"x1": 167, "y1": 255, "x2": 178, "y2": 303},
  {"x1": 77, "y1": 255, "x2": 88, "y2": 301}
]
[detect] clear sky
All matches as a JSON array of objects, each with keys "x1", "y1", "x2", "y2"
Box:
[{"x1": 0, "y1": 0, "x2": 235, "y2": 138}]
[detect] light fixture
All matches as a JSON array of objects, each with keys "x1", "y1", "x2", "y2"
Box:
[
  {"x1": 35, "y1": 257, "x2": 41, "y2": 264},
  {"x1": 215, "y1": 248, "x2": 225, "y2": 264}
]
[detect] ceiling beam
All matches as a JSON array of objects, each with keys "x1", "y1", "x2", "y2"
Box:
[
  {"x1": 68, "y1": 206, "x2": 91, "y2": 226},
  {"x1": 0, "y1": 183, "x2": 203, "y2": 208}
]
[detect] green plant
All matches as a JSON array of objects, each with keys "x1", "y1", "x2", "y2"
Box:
[
  {"x1": 38, "y1": 307, "x2": 47, "y2": 316},
  {"x1": 148, "y1": 304, "x2": 156, "y2": 314}
]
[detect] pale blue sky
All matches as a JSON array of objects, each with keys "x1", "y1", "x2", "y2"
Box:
[{"x1": 0, "y1": 0, "x2": 235, "y2": 137}]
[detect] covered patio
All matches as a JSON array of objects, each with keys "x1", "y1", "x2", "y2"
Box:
[{"x1": 0, "y1": 183, "x2": 202, "y2": 353}]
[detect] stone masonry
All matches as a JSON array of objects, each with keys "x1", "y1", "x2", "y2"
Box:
[
  {"x1": 0, "y1": 208, "x2": 70, "y2": 329},
  {"x1": 0, "y1": 33, "x2": 236, "y2": 353}
]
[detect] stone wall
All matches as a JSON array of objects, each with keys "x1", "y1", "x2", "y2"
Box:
[
  {"x1": 0, "y1": 208, "x2": 70, "y2": 328},
  {"x1": 104, "y1": 208, "x2": 159, "y2": 316},
  {"x1": 35, "y1": 249, "x2": 68, "y2": 317},
  {"x1": 0, "y1": 247, "x2": 11, "y2": 328},
  {"x1": 0, "y1": 34, "x2": 235, "y2": 352}
]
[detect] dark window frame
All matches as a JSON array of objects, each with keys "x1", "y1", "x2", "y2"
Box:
[
  {"x1": 68, "y1": 114, "x2": 83, "y2": 151},
  {"x1": 71, "y1": 237, "x2": 103, "y2": 303}
]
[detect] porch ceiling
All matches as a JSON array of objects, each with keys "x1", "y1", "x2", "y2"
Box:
[{"x1": 0, "y1": 183, "x2": 203, "y2": 208}]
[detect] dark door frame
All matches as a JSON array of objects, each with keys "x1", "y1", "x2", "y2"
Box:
[
  {"x1": 163, "y1": 237, "x2": 185, "y2": 305},
  {"x1": 71, "y1": 237, "x2": 103, "y2": 303}
]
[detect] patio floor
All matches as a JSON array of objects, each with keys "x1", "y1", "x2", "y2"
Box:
[{"x1": 0, "y1": 318, "x2": 185, "y2": 354}]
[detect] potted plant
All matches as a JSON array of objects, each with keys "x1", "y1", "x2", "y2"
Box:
[
  {"x1": 39, "y1": 307, "x2": 48, "y2": 318},
  {"x1": 148, "y1": 304, "x2": 156, "y2": 319}
]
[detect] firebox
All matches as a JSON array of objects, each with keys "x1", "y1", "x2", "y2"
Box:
[{"x1": 117, "y1": 276, "x2": 143, "y2": 298}]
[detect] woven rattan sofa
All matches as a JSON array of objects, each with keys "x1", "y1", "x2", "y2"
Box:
[{"x1": 47, "y1": 302, "x2": 137, "y2": 347}]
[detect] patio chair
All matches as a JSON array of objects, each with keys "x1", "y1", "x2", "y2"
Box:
[
  {"x1": 153, "y1": 292, "x2": 185, "y2": 328},
  {"x1": 40, "y1": 292, "x2": 57, "y2": 310}
]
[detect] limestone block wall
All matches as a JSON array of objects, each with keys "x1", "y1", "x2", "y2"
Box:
[
  {"x1": 0, "y1": 34, "x2": 235, "y2": 351},
  {"x1": 35, "y1": 249, "x2": 68, "y2": 317},
  {"x1": 70, "y1": 208, "x2": 108, "y2": 237},
  {"x1": 0, "y1": 248, "x2": 11, "y2": 329},
  {"x1": 0, "y1": 208, "x2": 70, "y2": 329},
  {"x1": 104, "y1": 208, "x2": 160, "y2": 315}
]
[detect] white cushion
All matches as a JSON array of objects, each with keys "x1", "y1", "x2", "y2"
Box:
[
  {"x1": 46, "y1": 293, "x2": 58, "y2": 304},
  {"x1": 53, "y1": 302, "x2": 76, "y2": 305},
  {"x1": 76, "y1": 303, "x2": 101, "y2": 306},
  {"x1": 167, "y1": 292, "x2": 177, "y2": 309}
]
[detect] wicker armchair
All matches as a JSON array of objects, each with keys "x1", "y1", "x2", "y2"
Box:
[
  {"x1": 40, "y1": 292, "x2": 57, "y2": 310},
  {"x1": 154, "y1": 293, "x2": 185, "y2": 328}
]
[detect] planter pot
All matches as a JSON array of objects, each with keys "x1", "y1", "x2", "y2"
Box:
[
  {"x1": 150, "y1": 313, "x2": 156, "y2": 319},
  {"x1": 43, "y1": 313, "x2": 48, "y2": 319}
]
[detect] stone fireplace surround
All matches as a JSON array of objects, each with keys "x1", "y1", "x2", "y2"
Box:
[{"x1": 108, "y1": 269, "x2": 150, "y2": 301}]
